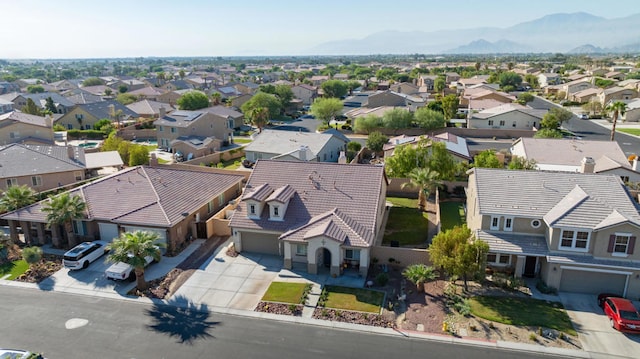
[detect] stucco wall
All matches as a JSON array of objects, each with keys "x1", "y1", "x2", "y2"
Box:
[{"x1": 370, "y1": 246, "x2": 431, "y2": 266}]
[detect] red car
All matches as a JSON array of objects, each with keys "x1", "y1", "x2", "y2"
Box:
[{"x1": 602, "y1": 296, "x2": 640, "y2": 333}]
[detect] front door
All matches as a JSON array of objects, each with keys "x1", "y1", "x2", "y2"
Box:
[
  {"x1": 323, "y1": 248, "x2": 331, "y2": 268},
  {"x1": 524, "y1": 256, "x2": 537, "y2": 278}
]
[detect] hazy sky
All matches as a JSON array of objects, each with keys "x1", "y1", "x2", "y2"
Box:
[{"x1": 1, "y1": 0, "x2": 638, "y2": 58}]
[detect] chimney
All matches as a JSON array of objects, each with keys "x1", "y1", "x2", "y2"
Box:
[
  {"x1": 149, "y1": 152, "x2": 158, "y2": 166},
  {"x1": 633, "y1": 158, "x2": 639, "y2": 172},
  {"x1": 338, "y1": 151, "x2": 347, "y2": 164},
  {"x1": 159, "y1": 106, "x2": 166, "y2": 118},
  {"x1": 581, "y1": 156, "x2": 595, "y2": 173},
  {"x1": 108, "y1": 104, "x2": 115, "y2": 118},
  {"x1": 45, "y1": 114, "x2": 53, "y2": 128},
  {"x1": 299, "y1": 145, "x2": 308, "y2": 161},
  {"x1": 67, "y1": 145, "x2": 75, "y2": 160}
]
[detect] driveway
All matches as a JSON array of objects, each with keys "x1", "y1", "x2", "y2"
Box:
[{"x1": 559, "y1": 293, "x2": 640, "y2": 358}]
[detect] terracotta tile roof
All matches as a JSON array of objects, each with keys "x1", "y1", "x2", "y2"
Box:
[
  {"x1": 230, "y1": 160, "x2": 386, "y2": 247},
  {"x1": 266, "y1": 184, "x2": 295, "y2": 203},
  {"x1": 1, "y1": 166, "x2": 245, "y2": 227},
  {"x1": 242, "y1": 183, "x2": 273, "y2": 202}
]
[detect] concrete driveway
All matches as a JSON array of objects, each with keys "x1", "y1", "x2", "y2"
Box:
[{"x1": 560, "y1": 293, "x2": 640, "y2": 358}]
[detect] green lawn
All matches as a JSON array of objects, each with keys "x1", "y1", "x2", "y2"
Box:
[
  {"x1": 322, "y1": 285, "x2": 384, "y2": 313},
  {"x1": 383, "y1": 197, "x2": 429, "y2": 246},
  {"x1": 440, "y1": 202, "x2": 465, "y2": 231},
  {"x1": 0, "y1": 259, "x2": 29, "y2": 280},
  {"x1": 233, "y1": 138, "x2": 252, "y2": 144},
  {"x1": 469, "y1": 296, "x2": 576, "y2": 336},
  {"x1": 262, "y1": 282, "x2": 310, "y2": 304},
  {"x1": 617, "y1": 128, "x2": 640, "y2": 136}
]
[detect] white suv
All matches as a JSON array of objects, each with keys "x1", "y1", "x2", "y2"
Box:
[{"x1": 63, "y1": 241, "x2": 109, "y2": 270}]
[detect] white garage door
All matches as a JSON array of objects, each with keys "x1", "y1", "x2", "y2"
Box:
[
  {"x1": 559, "y1": 269, "x2": 627, "y2": 295},
  {"x1": 123, "y1": 226, "x2": 168, "y2": 252},
  {"x1": 98, "y1": 223, "x2": 119, "y2": 242}
]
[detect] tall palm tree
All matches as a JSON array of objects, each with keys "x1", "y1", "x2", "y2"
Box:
[
  {"x1": 402, "y1": 167, "x2": 441, "y2": 210},
  {"x1": 0, "y1": 185, "x2": 36, "y2": 213},
  {"x1": 248, "y1": 107, "x2": 269, "y2": 133},
  {"x1": 41, "y1": 193, "x2": 86, "y2": 248},
  {"x1": 606, "y1": 101, "x2": 627, "y2": 141},
  {"x1": 211, "y1": 92, "x2": 222, "y2": 106},
  {"x1": 108, "y1": 231, "x2": 164, "y2": 291}
]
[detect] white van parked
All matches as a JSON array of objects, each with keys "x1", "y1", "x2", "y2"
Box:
[{"x1": 63, "y1": 241, "x2": 109, "y2": 270}]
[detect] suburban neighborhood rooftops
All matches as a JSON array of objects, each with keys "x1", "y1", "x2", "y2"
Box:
[
  {"x1": 244, "y1": 129, "x2": 348, "y2": 159},
  {"x1": 154, "y1": 110, "x2": 205, "y2": 127},
  {"x1": 0, "y1": 111, "x2": 51, "y2": 128},
  {"x1": 1, "y1": 166, "x2": 245, "y2": 227},
  {"x1": 0, "y1": 143, "x2": 85, "y2": 177},
  {"x1": 471, "y1": 168, "x2": 640, "y2": 230}
]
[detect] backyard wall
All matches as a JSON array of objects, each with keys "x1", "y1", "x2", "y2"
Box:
[
  {"x1": 117, "y1": 127, "x2": 156, "y2": 141},
  {"x1": 153, "y1": 162, "x2": 251, "y2": 181},
  {"x1": 356, "y1": 127, "x2": 535, "y2": 140},
  {"x1": 370, "y1": 246, "x2": 431, "y2": 266},
  {"x1": 182, "y1": 147, "x2": 245, "y2": 166},
  {"x1": 206, "y1": 202, "x2": 238, "y2": 237}
]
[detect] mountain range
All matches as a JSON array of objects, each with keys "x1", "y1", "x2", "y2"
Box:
[{"x1": 307, "y1": 12, "x2": 640, "y2": 55}]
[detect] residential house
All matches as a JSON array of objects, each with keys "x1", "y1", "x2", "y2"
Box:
[
  {"x1": 461, "y1": 86, "x2": 515, "y2": 107},
  {"x1": 310, "y1": 75, "x2": 330, "y2": 86},
  {"x1": 598, "y1": 87, "x2": 638, "y2": 106},
  {"x1": 161, "y1": 80, "x2": 194, "y2": 92},
  {"x1": 0, "y1": 82, "x2": 20, "y2": 95},
  {"x1": 49, "y1": 79, "x2": 79, "y2": 92},
  {"x1": 367, "y1": 90, "x2": 425, "y2": 111},
  {"x1": 570, "y1": 88, "x2": 602, "y2": 104},
  {"x1": 243, "y1": 129, "x2": 349, "y2": 163},
  {"x1": 619, "y1": 79, "x2": 640, "y2": 92},
  {"x1": 111, "y1": 78, "x2": 146, "y2": 92},
  {"x1": 157, "y1": 90, "x2": 182, "y2": 106},
  {"x1": 230, "y1": 160, "x2": 388, "y2": 277},
  {"x1": 201, "y1": 106, "x2": 244, "y2": 129},
  {"x1": 333, "y1": 73, "x2": 349, "y2": 81},
  {"x1": 383, "y1": 133, "x2": 471, "y2": 162},
  {"x1": 127, "y1": 86, "x2": 166, "y2": 101},
  {"x1": 622, "y1": 98, "x2": 640, "y2": 122},
  {"x1": 466, "y1": 167, "x2": 640, "y2": 298},
  {"x1": 445, "y1": 72, "x2": 460, "y2": 84},
  {"x1": 551, "y1": 80, "x2": 596, "y2": 100},
  {"x1": 538, "y1": 73, "x2": 561, "y2": 88},
  {"x1": 456, "y1": 77, "x2": 488, "y2": 90},
  {"x1": 345, "y1": 106, "x2": 397, "y2": 120},
  {"x1": 291, "y1": 84, "x2": 318, "y2": 106},
  {"x1": 234, "y1": 82, "x2": 260, "y2": 95},
  {"x1": 229, "y1": 94, "x2": 253, "y2": 109},
  {"x1": 389, "y1": 82, "x2": 420, "y2": 95},
  {"x1": 80, "y1": 85, "x2": 113, "y2": 96},
  {"x1": 467, "y1": 103, "x2": 545, "y2": 129},
  {"x1": 1, "y1": 166, "x2": 245, "y2": 253},
  {"x1": 9, "y1": 92, "x2": 75, "y2": 114},
  {"x1": 0, "y1": 98, "x2": 13, "y2": 115},
  {"x1": 153, "y1": 110, "x2": 233, "y2": 156},
  {"x1": 0, "y1": 111, "x2": 54, "y2": 145},
  {"x1": 56, "y1": 100, "x2": 139, "y2": 130},
  {"x1": 510, "y1": 137, "x2": 640, "y2": 183},
  {"x1": 417, "y1": 75, "x2": 437, "y2": 91},
  {"x1": 605, "y1": 72, "x2": 626, "y2": 81},
  {"x1": 211, "y1": 86, "x2": 241, "y2": 100},
  {"x1": 126, "y1": 100, "x2": 174, "y2": 119}
]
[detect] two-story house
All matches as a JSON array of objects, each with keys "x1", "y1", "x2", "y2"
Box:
[
  {"x1": 56, "y1": 100, "x2": 139, "y2": 130},
  {"x1": 230, "y1": 160, "x2": 388, "y2": 277},
  {"x1": 467, "y1": 168, "x2": 640, "y2": 298},
  {"x1": 153, "y1": 110, "x2": 233, "y2": 157},
  {"x1": 598, "y1": 87, "x2": 638, "y2": 106},
  {"x1": 291, "y1": 84, "x2": 318, "y2": 106},
  {"x1": 0, "y1": 111, "x2": 54, "y2": 145}
]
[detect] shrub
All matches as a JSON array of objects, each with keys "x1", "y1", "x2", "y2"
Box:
[
  {"x1": 536, "y1": 279, "x2": 558, "y2": 295},
  {"x1": 375, "y1": 272, "x2": 389, "y2": 286},
  {"x1": 529, "y1": 333, "x2": 537, "y2": 341}
]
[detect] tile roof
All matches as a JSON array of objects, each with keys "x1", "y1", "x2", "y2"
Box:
[
  {"x1": 153, "y1": 110, "x2": 205, "y2": 128},
  {"x1": 471, "y1": 168, "x2": 640, "y2": 231},
  {"x1": 279, "y1": 208, "x2": 373, "y2": 247},
  {"x1": 243, "y1": 129, "x2": 348, "y2": 159},
  {"x1": 201, "y1": 106, "x2": 243, "y2": 119},
  {"x1": 77, "y1": 100, "x2": 139, "y2": 120},
  {"x1": 22, "y1": 92, "x2": 74, "y2": 108},
  {"x1": 126, "y1": 100, "x2": 174, "y2": 116},
  {"x1": 1, "y1": 166, "x2": 245, "y2": 227},
  {"x1": 266, "y1": 184, "x2": 295, "y2": 203},
  {"x1": 547, "y1": 253, "x2": 640, "y2": 270},
  {"x1": 242, "y1": 183, "x2": 273, "y2": 202},
  {"x1": 0, "y1": 143, "x2": 85, "y2": 177},
  {"x1": 230, "y1": 160, "x2": 386, "y2": 247},
  {"x1": 471, "y1": 103, "x2": 546, "y2": 120},
  {"x1": 0, "y1": 111, "x2": 50, "y2": 128},
  {"x1": 476, "y1": 230, "x2": 549, "y2": 256}
]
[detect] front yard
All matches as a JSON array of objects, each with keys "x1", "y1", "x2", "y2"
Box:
[
  {"x1": 318, "y1": 285, "x2": 384, "y2": 313},
  {"x1": 617, "y1": 128, "x2": 640, "y2": 136},
  {"x1": 0, "y1": 259, "x2": 29, "y2": 280}
]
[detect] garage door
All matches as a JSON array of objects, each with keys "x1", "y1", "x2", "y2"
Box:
[
  {"x1": 559, "y1": 269, "x2": 627, "y2": 295},
  {"x1": 240, "y1": 232, "x2": 280, "y2": 255},
  {"x1": 98, "y1": 223, "x2": 119, "y2": 242}
]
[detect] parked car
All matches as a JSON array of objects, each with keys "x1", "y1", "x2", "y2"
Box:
[
  {"x1": 0, "y1": 349, "x2": 44, "y2": 359},
  {"x1": 63, "y1": 241, "x2": 109, "y2": 270},
  {"x1": 597, "y1": 293, "x2": 622, "y2": 307},
  {"x1": 601, "y1": 296, "x2": 640, "y2": 333},
  {"x1": 106, "y1": 251, "x2": 156, "y2": 281},
  {"x1": 579, "y1": 114, "x2": 589, "y2": 120}
]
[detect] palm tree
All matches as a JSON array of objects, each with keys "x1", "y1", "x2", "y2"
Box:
[
  {"x1": 211, "y1": 92, "x2": 222, "y2": 106},
  {"x1": 248, "y1": 107, "x2": 269, "y2": 133},
  {"x1": 108, "y1": 231, "x2": 164, "y2": 291},
  {"x1": 606, "y1": 101, "x2": 627, "y2": 141},
  {"x1": 0, "y1": 185, "x2": 36, "y2": 213},
  {"x1": 41, "y1": 193, "x2": 86, "y2": 248},
  {"x1": 402, "y1": 167, "x2": 442, "y2": 210},
  {"x1": 402, "y1": 264, "x2": 437, "y2": 292}
]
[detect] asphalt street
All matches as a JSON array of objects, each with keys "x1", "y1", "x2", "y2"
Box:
[{"x1": 0, "y1": 286, "x2": 565, "y2": 359}]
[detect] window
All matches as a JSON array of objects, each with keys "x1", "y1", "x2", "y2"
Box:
[
  {"x1": 67, "y1": 124, "x2": 73, "y2": 130},
  {"x1": 207, "y1": 200, "x2": 213, "y2": 214},
  {"x1": 559, "y1": 230, "x2": 590, "y2": 252},
  {"x1": 218, "y1": 193, "x2": 225, "y2": 206},
  {"x1": 75, "y1": 114, "x2": 83, "y2": 120},
  {"x1": 490, "y1": 216, "x2": 499, "y2": 230},
  {"x1": 6, "y1": 178, "x2": 17, "y2": 187},
  {"x1": 9, "y1": 132, "x2": 19, "y2": 139},
  {"x1": 295, "y1": 244, "x2": 307, "y2": 256},
  {"x1": 609, "y1": 233, "x2": 636, "y2": 256},
  {"x1": 499, "y1": 120, "x2": 505, "y2": 126},
  {"x1": 170, "y1": 127, "x2": 176, "y2": 133},
  {"x1": 158, "y1": 126, "x2": 164, "y2": 132},
  {"x1": 74, "y1": 171, "x2": 83, "y2": 181},
  {"x1": 487, "y1": 253, "x2": 510, "y2": 265},
  {"x1": 621, "y1": 176, "x2": 630, "y2": 183},
  {"x1": 228, "y1": 119, "x2": 234, "y2": 129},
  {"x1": 273, "y1": 206, "x2": 279, "y2": 217},
  {"x1": 345, "y1": 249, "x2": 360, "y2": 260},
  {"x1": 512, "y1": 121, "x2": 517, "y2": 127},
  {"x1": 488, "y1": 120, "x2": 494, "y2": 126},
  {"x1": 31, "y1": 176, "x2": 42, "y2": 187},
  {"x1": 504, "y1": 217, "x2": 513, "y2": 231},
  {"x1": 249, "y1": 204, "x2": 256, "y2": 215},
  {"x1": 531, "y1": 219, "x2": 541, "y2": 228}
]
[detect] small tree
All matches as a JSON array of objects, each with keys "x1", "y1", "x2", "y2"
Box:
[
  {"x1": 516, "y1": 92, "x2": 534, "y2": 105},
  {"x1": 26, "y1": 85, "x2": 45, "y2": 94},
  {"x1": 176, "y1": 91, "x2": 210, "y2": 110},
  {"x1": 508, "y1": 157, "x2": 537, "y2": 170},
  {"x1": 128, "y1": 145, "x2": 149, "y2": 166},
  {"x1": 414, "y1": 107, "x2": 446, "y2": 130},
  {"x1": 248, "y1": 107, "x2": 269, "y2": 133},
  {"x1": 534, "y1": 128, "x2": 563, "y2": 138},
  {"x1": 441, "y1": 94, "x2": 459, "y2": 120},
  {"x1": 429, "y1": 225, "x2": 489, "y2": 291},
  {"x1": 108, "y1": 231, "x2": 164, "y2": 291},
  {"x1": 82, "y1": 77, "x2": 104, "y2": 87},
  {"x1": 22, "y1": 98, "x2": 42, "y2": 116},
  {"x1": 366, "y1": 131, "x2": 388, "y2": 153},
  {"x1": 22, "y1": 246, "x2": 43, "y2": 269},
  {"x1": 321, "y1": 80, "x2": 348, "y2": 99},
  {"x1": 402, "y1": 264, "x2": 437, "y2": 292},
  {"x1": 473, "y1": 150, "x2": 502, "y2": 168},
  {"x1": 310, "y1": 97, "x2": 343, "y2": 125}
]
